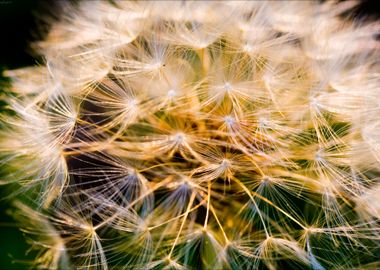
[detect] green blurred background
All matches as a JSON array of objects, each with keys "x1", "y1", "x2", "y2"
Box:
[{"x1": 0, "y1": 1, "x2": 379, "y2": 269}]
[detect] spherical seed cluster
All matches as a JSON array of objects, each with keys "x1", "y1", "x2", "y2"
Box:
[{"x1": 1, "y1": 1, "x2": 380, "y2": 269}]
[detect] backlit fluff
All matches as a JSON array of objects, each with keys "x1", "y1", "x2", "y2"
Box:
[{"x1": 1, "y1": 1, "x2": 380, "y2": 269}]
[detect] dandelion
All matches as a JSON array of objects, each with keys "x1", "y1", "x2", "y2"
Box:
[{"x1": 1, "y1": 1, "x2": 380, "y2": 269}]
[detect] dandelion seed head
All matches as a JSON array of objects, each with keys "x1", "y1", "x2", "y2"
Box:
[{"x1": 2, "y1": 1, "x2": 380, "y2": 269}]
